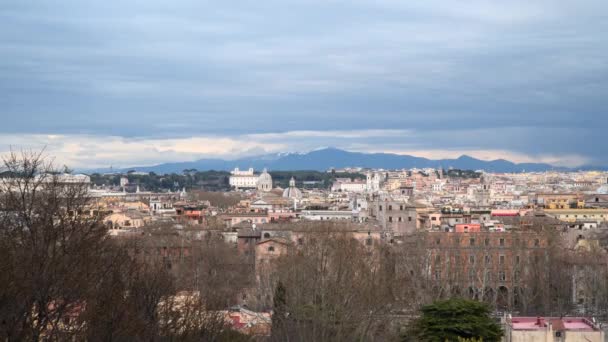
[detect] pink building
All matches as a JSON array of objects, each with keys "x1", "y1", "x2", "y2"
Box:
[{"x1": 505, "y1": 316, "x2": 604, "y2": 342}]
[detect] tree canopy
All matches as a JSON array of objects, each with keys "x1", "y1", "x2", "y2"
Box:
[{"x1": 405, "y1": 298, "x2": 502, "y2": 342}]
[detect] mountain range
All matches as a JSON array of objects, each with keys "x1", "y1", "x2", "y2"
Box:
[{"x1": 80, "y1": 148, "x2": 605, "y2": 174}]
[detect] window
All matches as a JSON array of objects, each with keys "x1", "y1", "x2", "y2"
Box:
[
  {"x1": 469, "y1": 269, "x2": 476, "y2": 281},
  {"x1": 484, "y1": 238, "x2": 490, "y2": 246},
  {"x1": 516, "y1": 255, "x2": 520, "y2": 264},
  {"x1": 436, "y1": 238, "x2": 441, "y2": 245},
  {"x1": 388, "y1": 216, "x2": 393, "y2": 222},
  {"x1": 408, "y1": 216, "x2": 412, "y2": 222},
  {"x1": 388, "y1": 205, "x2": 393, "y2": 211},
  {"x1": 534, "y1": 239, "x2": 540, "y2": 247},
  {"x1": 499, "y1": 238, "x2": 505, "y2": 247},
  {"x1": 470, "y1": 238, "x2": 476, "y2": 246},
  {"x1": 264, "y1": 232, "x2": 270, "y2": 238},
  {"x1": 398, "y1": 217, "x2": 402, "y2": 222},
  {"x1": 268, "y1": 246, "x2": 275, "y2": 252},
  {"x1": 400, "y1": 205, "x2": 404, "y2": 210},
  {"x1": 469, "y1": 255, "x2": 475, "y2": 264},
  {"x1": 514, "y1": 270, "x2": 520, "y2": 281},
  {"x1": 379, "y1": 205, "x2": 383, "y2": 211},
  {"x1": 499, "y1": 271, "x2": 506, "y2": 281},
  {"x1": 485, "y1": 255, "x2": 491, "y2": 264},
  {"x1": 499, "y1": 255, "x2": 505, "y2": 265},
  {"x1": 434, "y1": 270, "x2": 441, "y2": 280}
]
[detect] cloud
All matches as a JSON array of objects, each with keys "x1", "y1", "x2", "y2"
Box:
[
  {"x1": 0, "y1": 1, "x2": 606, "y2": 165},
  {"x1": 0, "y1": 130, "x2": 593, "y2": 169}
]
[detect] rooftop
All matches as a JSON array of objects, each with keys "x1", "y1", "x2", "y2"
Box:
[{"x1": 508, "y1": 317, "x2": 599, "y2": 331}]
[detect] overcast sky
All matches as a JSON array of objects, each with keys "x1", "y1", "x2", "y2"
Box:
[{"x1": 1, "y1": 1, "x2": 607, "y2": 168}]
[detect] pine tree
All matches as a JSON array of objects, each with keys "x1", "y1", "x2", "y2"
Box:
[
  {"x1": 404, "y1": 298, "x2": 502, "y2": 342},
  {"x1": 271, "y1": 281, "x2": 287, "y2": 339}
]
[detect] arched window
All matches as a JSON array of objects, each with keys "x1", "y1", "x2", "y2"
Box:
[{"x1": 263, "y1": 232, "x2": 270, "y2": 238}]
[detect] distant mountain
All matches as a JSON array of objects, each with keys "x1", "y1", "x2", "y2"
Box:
[{"x1": 79, "y1": 147, "x2": 594, "y2": 174}]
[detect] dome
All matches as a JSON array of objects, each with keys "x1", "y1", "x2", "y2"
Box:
[
  {"x1": 257, "y1": 168, "x2": 273, "y2": 192},
  {"x1": 282, "y1": 177, "x2": 302, "y2": 199}
]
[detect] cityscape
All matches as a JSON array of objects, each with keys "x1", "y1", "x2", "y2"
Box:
[{"x1": 2, "y1": 1, "x2": 608, "y2": 341}]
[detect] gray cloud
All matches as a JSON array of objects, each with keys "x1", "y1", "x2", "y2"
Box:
[{"x1": 1, "y1": 0, "x2": 607, "y2": 164}]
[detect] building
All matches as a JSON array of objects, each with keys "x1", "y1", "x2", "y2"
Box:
[
  {"x1": 229, "y1": 167, "x2": 273, "y2": 191},
  {"x1": 256, "y1": 169, "x2": 273, "y2": 192},
  {"x1": 544, "y1": 209, "x2": 608, "y2": 224},
  {"x1": 282, "y1": 177, "x2": 302, "y2": 200},
  {"x1": 366, "y1": 171, "x2": 385, "y2": 192},
  {"x1": 229, "y1": 168, "x2": 259, "y2": 189},
  {"x1": 299, "y1": 210, "x2": 358, "y2": 221},
  {"x1": 104, "y1": 211, "x2": 147, "y2": 234},
  {"x1": 372, "y1": 197, "x2": 418, "y2": 235},
  {"x1": 331, "y1": 178, "x2": 366, "y2": 192},
  {"x1": 422, "y1": 230, "x2": 548, "y2": 309},
  {"x1": 504, "y1": 316, "x2": 604, "y2": 342}
]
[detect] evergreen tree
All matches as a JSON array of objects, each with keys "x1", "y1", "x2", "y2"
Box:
[
  {"x1": 271, "y1": 281, "x2": 287, "y2": 339},
  {"x1": 404, "y1": 298, "x2": 502, "y2": 342}
]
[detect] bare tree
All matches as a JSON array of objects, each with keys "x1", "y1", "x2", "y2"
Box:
[
  {"x1": 264, "y1": 234, "x2": 397, "y2": 342},
  {"x1": 0, "y1": 150, "x2": 107, "y2": 340}
]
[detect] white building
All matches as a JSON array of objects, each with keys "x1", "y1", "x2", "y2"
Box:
[
  {"x1": 332, "y1": 178, "x2": 366, "y2": 192},
  {"x1": 120, "y1": 177, "x2": 129, "y2": 187},
  {"x1": 300, "y1": 210, "x2": 357, "y2": 221},
  {"x1": 229, "y1": 168, "x2": 273, "y2": 191},
  {"x1": 229, "y1": 168, "x2": 260, "y2": 189},
  {"x1": 366, "y1": 172, "x2": 385, "y2": 192}
]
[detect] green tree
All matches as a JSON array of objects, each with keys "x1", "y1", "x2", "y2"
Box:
[{"x1": 405, "y1": 298, "x2": 502, "y2": 342}]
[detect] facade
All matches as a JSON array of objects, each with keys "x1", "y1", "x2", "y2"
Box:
[
  {"x1": 229, "y1": 168, "x2": 259, "y2": 189},
  {"x1": 545, "y1": 209, "x2": 608, "y2": 224},
  {"x1": 423, "y1": 230, "x2": 548, "y2": 309},
  {"x1": 331, "y1": 178, "x2": 366, "y2": 192},
  {"x1": 366, "y1": 171, "x2": 385, "y2": 192},
  {"x1": 372, "y1": 198, "x2": 418, "y2": 235},
  {"x1": 254, "y1": 238, "x2": 290, "y2": 282},
  {"x1": 150, "y1": 198, "x2": 175, "y2": 215},
  {"x1": 299, "y1": 210, "x2": 357, "y2": 221},
  {"x1": 535, "y1": 193, "x2": 584, "y2": 209}
]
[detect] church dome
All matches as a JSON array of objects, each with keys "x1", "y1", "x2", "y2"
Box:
[
  {"x1": 282, "y1": 177, "x2": 302, "y2": 199},
  {"x1": 257, "y1": 168, "x2": 273, "y2": 192}
]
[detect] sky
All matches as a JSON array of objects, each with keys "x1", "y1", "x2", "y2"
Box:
[{"x1": 1, "y1": 1, "x2": 607, "y2": 168}]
